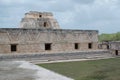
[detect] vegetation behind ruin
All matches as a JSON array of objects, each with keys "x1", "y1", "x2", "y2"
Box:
[{"x1": 99, "y1": 32, "x2": 120, "y2": 42}]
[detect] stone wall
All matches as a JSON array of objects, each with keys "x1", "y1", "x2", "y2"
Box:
[
  {"x1": 109, "y1": 41, "x2": 120, "y2": 55},
  {"x1": 0, "y1": 50, "x2": 112, "y2": 61},
  {"x1": 0, "y1": 28, "x2": 98, "y2": 53},
  {"x1": 109, "y1": 41, "x2": 120, "y2": 50},
  {"x1": 98, "y1": 41, "x2": 109, "y2": 50},
  {"x1": 99, "y1": 41, "x2": 120, "y2": 56}
]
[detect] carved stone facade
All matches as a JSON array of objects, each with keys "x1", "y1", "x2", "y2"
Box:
[
  {"x1": 0, "y1": 11, "x2": 99, "y2": 54},
  {"x1": 0, "y1": 29, "x2": 98, "y2": 53},
  {"x1": 20, "y1": 11, "x2": 60, "y2": 29}
]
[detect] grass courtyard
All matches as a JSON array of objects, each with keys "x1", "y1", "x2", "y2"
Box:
[{"x1": 38, "y1": 58, "x2": 120, "y2": 80}]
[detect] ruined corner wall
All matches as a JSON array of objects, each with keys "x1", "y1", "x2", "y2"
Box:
[
  {"x1": 109, "y1": 41, "x2": 120, "y2": 55},
  {"x1": 0, "y1": 29, "x2": 98, "y2": 53},
  {"x1": 109, "y1": 41, "x2": 120, "y2": 50}
]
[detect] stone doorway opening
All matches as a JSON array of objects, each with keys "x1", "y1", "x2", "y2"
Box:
[
  {"x1": 11, "y1": 44, "x2": 17, "y2": 52},
  {"x1": 115, "y1": 50, "x2": 118, "y2": 56},
  {"x1": 75, "y1": 43, "x2": 79, "y2": 49},
  {"x1": 45, "y1": 43, "x2": 51, "y2": 50},
  {"x1": 107, "y1": 45, "x2": 109, "y2": 49},
  {"x1": 88, "y1": 43, "x2": 92, "y2": 49}
]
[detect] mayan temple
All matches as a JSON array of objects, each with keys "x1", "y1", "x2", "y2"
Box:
[
  {"x1": 0, "y1": 11, "x2": 99, "y2": 54},
  {"x1": 20, "y1": 11, "x2": 60, "y2": 29},
  {"x1": 0, "y1": 11, "x2": 119, "y2": 61}
]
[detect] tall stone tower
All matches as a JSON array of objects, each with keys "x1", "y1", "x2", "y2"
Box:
[{"x1": 20, "y1": 11, "x2": 60, "y2": 29}]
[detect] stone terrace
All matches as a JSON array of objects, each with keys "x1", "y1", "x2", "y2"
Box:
[{"x1": 0, "y1": 50, "x2": 113, "y2": 63}]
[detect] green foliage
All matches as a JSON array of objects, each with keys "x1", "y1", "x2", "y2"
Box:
[
  {"x1": 38, "y1": 58, "x2": 120, "y2": 80},
  {"x1": 115, "y1": 32, "x2": 120, "y2": 40},
  {"x1": 99, "y1": 32, "x2": 120, "y2": 42}
]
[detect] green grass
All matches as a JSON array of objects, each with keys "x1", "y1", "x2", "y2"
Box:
[{"x1": 38, "y1": 58, "x2": 120, "y2": 80}]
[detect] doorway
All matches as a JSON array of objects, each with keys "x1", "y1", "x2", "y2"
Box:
[
  {"x1": 11, "y1": 44, "x2": 17, "y2": 52},
  {"x1": 115, "y1": 50, "x2": 118, "y2": 56},
  {"x1": 45, "y1": 43, "x2": 51, "y2": 50}
]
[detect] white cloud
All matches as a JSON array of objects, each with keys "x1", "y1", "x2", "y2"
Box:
[
  {"x1": 0, "y1": 0, "x2": 120, "y2": 33},
  {"x1": 72, "y1": 0, "x2": 95, "y2": 4}
]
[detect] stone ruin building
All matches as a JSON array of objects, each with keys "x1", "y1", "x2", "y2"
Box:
[
  {"x1": 109, "y1": 41, "x2": 120, "y2": 56},
  {"x1": 0, "y1": 11, "x2": 98, "y2": 54},
  {"x1": 99, "y1": 41, "x2": 120, "y2": 56}
]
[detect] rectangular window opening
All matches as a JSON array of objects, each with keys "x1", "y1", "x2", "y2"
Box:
[
  {"x1": 45, "y1": 43, "x2": 51, "y2": 50},
  {"x1": 11, "y1": 44, "x2": 17, "y2": 52},
  {"x1": 75, "y1": 43, "x2": 79, "y2": 49},
  {"x1": 88, "y1": 43, "x2": 92, "y2": 49}
]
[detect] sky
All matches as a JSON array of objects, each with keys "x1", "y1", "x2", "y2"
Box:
[{"x1": 0, "y1": 0, "x2": 120, "y2": 34}]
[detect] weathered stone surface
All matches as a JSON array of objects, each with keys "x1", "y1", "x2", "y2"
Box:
[
  {"x1": 0, "y1": 29, "x2": 98, "y2": 53},
  {"x1": 98, "y1": 41, "x2": 120, "y2": 55},
  {"x1": 0, "y1": 50, "x2": 112, "y2": 61},
  {"x1": 109, "y1": 41, "x2": 120, "y2": 50},
  {"x1": 20, "y1": 11, "x2": 60, "y2": 29},
  {"x1": 109, "y1": 41, "x2": 120, "y2": 55}
]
